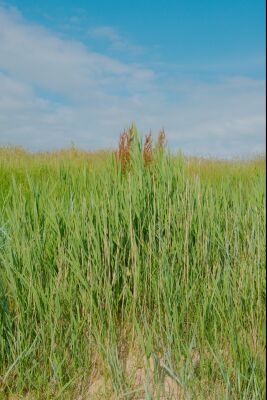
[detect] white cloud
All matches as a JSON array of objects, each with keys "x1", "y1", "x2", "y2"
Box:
[
  {"x1": 0, "y1": 7, "x2": 154, "y2": 97},
  {"x1": 0, "y1": 6, "x2": 265, "y2": 157}
]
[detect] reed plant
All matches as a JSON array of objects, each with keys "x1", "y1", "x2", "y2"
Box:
[{"x1": 0, "y1": 129, "x2": 265, "y2": 399}]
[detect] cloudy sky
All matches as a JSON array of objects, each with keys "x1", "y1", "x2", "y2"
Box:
[{"x1": 0, "y1": 0, "x2": 265, "y2": 157}]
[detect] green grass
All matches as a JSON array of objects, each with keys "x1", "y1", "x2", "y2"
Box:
[{"x1": 0, "y1": 135, "x2": 266, "y2": 399}]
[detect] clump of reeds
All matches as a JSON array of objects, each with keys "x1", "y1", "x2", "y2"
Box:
[
  {"x1": 0, "y1": 136, "x2": 265, "y2": 399},
  {"x1": 115, "y1": 127, "x2": 167, "y2": 172}
]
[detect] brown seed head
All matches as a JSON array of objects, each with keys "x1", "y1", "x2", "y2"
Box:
[
  {"x1": 157, "y1": 128, "x2": 166, "y2": 149},
  {"x1": 114, "y1": 129, "x2": 132, "y2": 174},
  {"x1": 143, "y1": 131, "x2": 153, "y2": 166}
]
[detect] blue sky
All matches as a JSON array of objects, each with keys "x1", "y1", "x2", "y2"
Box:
[{"x1": 0, "y1": 0, "x2": 265, "y2": 156}]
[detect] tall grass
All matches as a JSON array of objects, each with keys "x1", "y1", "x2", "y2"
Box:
[{"x1": 0, "y1": 129, "x2": 266, "y2": 399}]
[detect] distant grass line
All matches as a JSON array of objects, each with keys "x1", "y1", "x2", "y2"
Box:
[{"x1": 0, "y1": 132, "x2": 266, "y2": 399}]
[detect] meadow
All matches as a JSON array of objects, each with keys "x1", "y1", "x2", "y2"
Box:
[{"x1": 0, "y1": 128, "x2": 266, "y2": 399}]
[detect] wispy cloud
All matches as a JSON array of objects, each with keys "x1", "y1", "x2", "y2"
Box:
[
  {"x1": 90, "y1": 26, "x2": 144, "y2": 55},
  {"x1": 0, "y1": 6, "x2": 265, "y2": 157}
]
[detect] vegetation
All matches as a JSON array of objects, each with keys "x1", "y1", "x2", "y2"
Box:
[{"x1": 0, "y1": 127, "x2": 266, "y2": 399}]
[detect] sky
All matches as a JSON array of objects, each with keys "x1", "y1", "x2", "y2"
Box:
[{"x1": 0, "y1": 0, "x2": 266, "y2": 157}]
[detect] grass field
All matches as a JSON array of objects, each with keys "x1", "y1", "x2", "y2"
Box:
[{"x1": 0, "y1": 129, "x2": 266, "y2": 399}]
